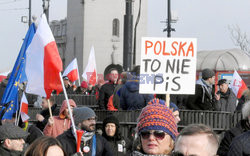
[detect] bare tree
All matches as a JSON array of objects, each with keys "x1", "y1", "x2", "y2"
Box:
[{"x1": 228, "y1": 24, "x2": 250, "y2": 57}]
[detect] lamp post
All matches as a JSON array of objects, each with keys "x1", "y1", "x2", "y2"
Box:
[
  {"x1": 42, "y1": 0, "x2": 50, "y2": 21},
  {"x1": 163, "y1": 0, "x2": 176, "y2": 37},
  {"x1": 123, "y1": 0, "x2": 134, "y2": 71},
  {"x1": 28, "y1": 0, "x2": 31, "y2": 26}
]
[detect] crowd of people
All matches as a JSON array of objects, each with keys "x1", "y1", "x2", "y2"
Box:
[{"x1": 0, "y1": 66, "x2": 250, "y2": 155}]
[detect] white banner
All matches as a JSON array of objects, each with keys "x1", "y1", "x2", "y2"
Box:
[{"x1": 139, "y1": 37, "x2": 197, "y2": 94}]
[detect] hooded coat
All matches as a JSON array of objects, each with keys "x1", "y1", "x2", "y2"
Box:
[
  {"x1": 119, "y1": 80, "x2": 154, "y2": 110},
  {"x1": 43, "y1": 99, "x2": 76, "y2": 138},
  {"x1": 187, "y1": 79, "x2": 215, "y2": 110}
]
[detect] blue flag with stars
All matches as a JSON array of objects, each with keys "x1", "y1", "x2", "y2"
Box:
[{"x1": 0, "y1": 23, "x2": 36, "y2": 120}]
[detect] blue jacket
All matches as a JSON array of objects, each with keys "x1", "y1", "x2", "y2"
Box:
[{"x1": 119, "y1": 80, "x2": 154, "y2": 110}]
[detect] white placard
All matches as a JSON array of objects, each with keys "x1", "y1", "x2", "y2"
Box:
[{"x1": 139, "y1": 37, "x2": 197, "y2": 94}]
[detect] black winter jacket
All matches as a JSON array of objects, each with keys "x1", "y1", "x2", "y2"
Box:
[
  {"x1": 228, "y1": 130, "x2": 250, "y2": 156},
  {"x1": 187, "y1": 79, "x2": 215, "y2": 110},
  {"x1": 217, "y1": 119, "x2": 250, "y2": 156},
  {"x1": 57, "y1": 128, "x2": 113, "y2": 156},
  {"x1": 98, "y1": 82, "x2": 117, "y2": 110},
  {"x1": 104, "y1": 136, "x2": 132, "y2": 156},
  {"x1": 0, "y1": 146, "x2": 23, "y2": 156},
  {"x1": 35, "y1": 104, "x2": 59, "y2": 131}
]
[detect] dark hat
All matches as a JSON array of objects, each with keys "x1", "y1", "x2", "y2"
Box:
[
  {"x1": 63, "y1": 76, "x2": 69, "y2": 80},
  {"x1": 217, "y1": 79, "x2": 229, "y2": 86},
  {"x1": 103, "y1": 115, "x2": 120, "y2": 127},
  {"x1": 202, "y1": 68, "x2": 215, "y2": 80},
  {"x1": 73, "y1": 107, "x2": 96, "y2": 125},
  {"x1": 103, "y1": 64, "x2": 123, "y2": 80},
  {"x1": 0, "y1": 123, "x2": 29, "y2": 141}
]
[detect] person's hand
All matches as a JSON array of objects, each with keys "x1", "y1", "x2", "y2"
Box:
[
  {"x1": 48, "y1": 117, "x2": 54, "y2": 126},
  {"x1": 36, "y1": 114, "x2": 45, "y2": 122},
  {"x1": 215, "y1": 93, "x2": 220, "y2": 101}
]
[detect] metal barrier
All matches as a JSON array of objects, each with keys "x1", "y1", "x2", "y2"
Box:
[
  {"x1": 28, "y1": 108, "x2": 242, "y2": 130},
  {"x1": 26, "y1": 94, "x2": 243, "y2": 137},
  {"x1": 178, "y1": 110, "x2": 232, "y2": 131},
  {"x1": 26, "y1": 94, "x2": 99, "y2": 109},
  {"x1": 54, "y1": 94, "x2": 97, "y2": 107}
]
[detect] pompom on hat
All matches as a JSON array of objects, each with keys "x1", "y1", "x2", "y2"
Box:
[
  {"x1": 137, "y1": 98, "x2": 178, "y2": 140},
  {"x1": 81, "y1": 81, "x2": 88, "y2": 89}
]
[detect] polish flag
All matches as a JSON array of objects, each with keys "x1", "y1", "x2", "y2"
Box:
[
  {"x1": 20, "y1": 93, "x2": 30, "y2": 122},
  {"x1": 25, "y1": 14, "x2": 63, "y2": 98},
  {"x1": 63, "y1": 58, "x2": 79, "y2": 82},
  {"x1": 0, "y1": 71, "x2": 9, "y2": 82},
  {"x1": 230, "y1": 70, "x2": 248, "y2": 98},
  {"x1": 82, "y1": 46, "x2": 97, "y2": 86}
]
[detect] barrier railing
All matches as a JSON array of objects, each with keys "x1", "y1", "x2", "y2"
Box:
[
  {"x1": 26, "y1": 95, "x2": 243, "y2": 136},
  {"x1": 28, "y1": 108, "x2": 242, "y2": 130},
  {"x1": 54, "y1": 94, "x2": 97, "y2": 107}
]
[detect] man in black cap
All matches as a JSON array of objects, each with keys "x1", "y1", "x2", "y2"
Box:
[
  {"x1": 61, "y1": 76, "x2": 74, "y2": 94},
  {"x1": 0, "y1": 123, "x2": 28, "y2": 155},
  {"x1": 57, "y1": 106, "x2": 112, "y2": 156},
  {"x1": 214, "y1": 79, "x2": 237, "y2": 113},
  {"x1": 187, "y1": 68, "x2": 216, "y2": 110}
]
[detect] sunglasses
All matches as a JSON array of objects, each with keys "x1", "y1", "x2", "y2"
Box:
[{"x1": 140, "y1": 130, "x2": 166, "y2": 140}]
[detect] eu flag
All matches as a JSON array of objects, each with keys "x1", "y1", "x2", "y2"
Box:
[{"x1": 0, "y1": 23, "x2": 36, "y2": 120}]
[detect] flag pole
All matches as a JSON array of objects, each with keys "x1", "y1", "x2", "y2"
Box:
[
  {"x1": 76, "y1": 60, "x2": 81, "y2": 86},
  {"x1": 16, "y1": 96, "x2": 23, "y2": 126},
  {"x1": 59, "y1": 72, "x2": 77, "y2": 139},
  {"x1": 166, "y1": 94, "x2": 170, "y2": 107},
  {"x1": 15, "y1": 109, "x2": 20, "y2": 126},
  {"x1": 47, "y1": 99, "x2": 53, "y2": 118}
]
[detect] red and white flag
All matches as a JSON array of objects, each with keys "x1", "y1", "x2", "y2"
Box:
[
  {"x1": 63, "y1": 58, "x2": 79, "y2": 83},
  {"x1": 230, "y1": 70, "x2": 248, "y2": 98},
  {"x1": 25, "y1": 14, "x2": 63, "y2": 98},
  {"x1": 20, "y1": 93, "x2": 29, "y2": 122},
  {"x1": 82, "y1": 46, "x2": 97, "y2": 86},
  {"x1": 0, "y1": 71, "x2": 9, "y2": 82}
]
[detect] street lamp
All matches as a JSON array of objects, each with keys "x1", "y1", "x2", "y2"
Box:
[
  {"x1": 42, "y1": 0, "x2": 50, "y2": 21},
  {"x1": 163, "y1": 0, "x2": 178, "y2": 37}
]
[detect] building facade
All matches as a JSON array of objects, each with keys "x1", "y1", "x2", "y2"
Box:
[{"x1": 53, "y1": 0, "x2": 148, "y2": 81}]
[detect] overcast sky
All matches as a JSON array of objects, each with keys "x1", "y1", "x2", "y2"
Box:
[{"x1": 1, "y1": 0, "x2": 250, "y2": 73}]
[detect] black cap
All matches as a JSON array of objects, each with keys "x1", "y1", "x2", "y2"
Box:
[
  {"x1": 103, "y1": 115, "x2": 120, "y2": 127},
  {"x1": 0, "y1": 123, "x2": 29, "y2": 141},
  {"x1": 217, "y1": 79, "x2": 229, "y2": 86},
  {"x1": 63, "y1": 76, "x2": 69, "y2": 80}
]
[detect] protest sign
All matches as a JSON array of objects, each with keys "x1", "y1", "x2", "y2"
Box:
[{"x1": 139, "y1": 37, "x2": 197, "y2": 94}]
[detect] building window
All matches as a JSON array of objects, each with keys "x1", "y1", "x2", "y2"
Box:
[{"x1": 112, "y1": 18, "x2": 119, "y2": 37}]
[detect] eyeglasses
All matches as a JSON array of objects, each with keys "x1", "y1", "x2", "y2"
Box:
[{"x1": 140, "y1": 130, "x2": 166, "y2": 140}]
